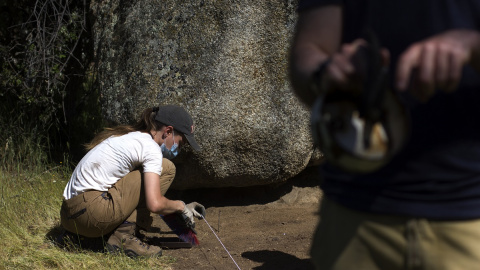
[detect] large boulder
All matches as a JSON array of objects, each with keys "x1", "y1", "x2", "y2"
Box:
[{"x1": 90, "y1": 0, "x2": 323, "y2": 189}]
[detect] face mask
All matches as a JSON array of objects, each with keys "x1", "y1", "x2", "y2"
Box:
[{"x1": 161, "y1": 130, "x2": 179, "y2": 159}]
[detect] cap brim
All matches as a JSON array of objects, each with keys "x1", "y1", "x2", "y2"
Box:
[{"x1": 185, "y1": 134, "x2": 201, "y2": 151}]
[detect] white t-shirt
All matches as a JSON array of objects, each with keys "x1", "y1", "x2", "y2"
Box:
[{"x1": 63, "y1": 131, "x2": 163, "y2": 200}]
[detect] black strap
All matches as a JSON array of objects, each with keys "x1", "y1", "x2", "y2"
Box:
[{"x1": 67, "y1": 208, "x2": 86, "y2": 220}]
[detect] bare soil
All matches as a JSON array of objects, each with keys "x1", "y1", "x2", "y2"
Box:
[
  {"x1": 52, "y1": 168, "x2": 322, "y2": 270},
  {"x1": 149, "y1": 168, "x2": 322, "y2": 270}
]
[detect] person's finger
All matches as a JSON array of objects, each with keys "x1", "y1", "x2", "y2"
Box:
[
  {"x1": 327, "y1": 55, "x2": 348, "y2": 83},
  {"x1": 192, "y1": 209, "x2": 201, "y2": 218},
  {"x1": 435, "y1": 44, "x2": 449, "y2": 90},
  {"x1": 396, "y1": 44, "x2": 421, "y2": 91},
  {"x1": 416, "y1": 43, "x2": 436, "y2": 99},
  {"x1": 334, "y1": 53, "x2": 355, "y2": 76},
  {"x1": 444, "y1": 49, "x2": 463, "y2": 92},
  {"x1": 341, "y1": 39, "x2": 367, "y2": 57}
]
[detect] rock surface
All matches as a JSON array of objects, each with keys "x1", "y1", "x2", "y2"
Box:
[{"x1": 90, "y1": 0, "x2": 323, "y2": 189}]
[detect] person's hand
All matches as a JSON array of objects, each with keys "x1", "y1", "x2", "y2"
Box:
[
  {"x1": 319, "y1": 39, "x2": 390, "y2": 94},
  {"x1": 181, "y1": 201, "x2": 206, "y2": 226},
  {"x1": 185, "y1": 202, "x2": 206, "y2": 219},
  {"x1": 181, "y1": 201, "x2": 195, "y2": 226},
  {"x1": 396, "y1": 29, "x2": 480, "y2": 101}
]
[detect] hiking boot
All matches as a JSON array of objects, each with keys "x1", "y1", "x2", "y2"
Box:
[{"x1": 106, "y1": 223, "x2": 162, "y2": 258}]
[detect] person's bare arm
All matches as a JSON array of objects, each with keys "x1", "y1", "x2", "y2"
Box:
[
  {"x1": 143, "y1": 172, "x2": 184, "y2": 215},
  {"x1": 289, "y1": 6, "x2": 389, "y2": 107},
  {"x1": 289, "y1": 5, "x2": 343, "y2": 107}
]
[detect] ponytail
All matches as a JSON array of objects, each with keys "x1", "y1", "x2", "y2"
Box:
[{"x1": 84, "y1": 107, "x2": 165, "y2": 150}]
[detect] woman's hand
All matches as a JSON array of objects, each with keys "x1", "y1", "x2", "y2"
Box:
[
  {"x1": 180, "y1": 201, "x2": 206, "y2": 228},
  {"x1": 185, "y1": 202, "x2": 206, "y2": 218}
]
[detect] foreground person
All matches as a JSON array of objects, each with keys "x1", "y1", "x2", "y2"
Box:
[
  {"x1": 290, "y1": 0, "x2": 480, "y2": 269},
  {"x1": 60, "y1": 105, "x2": 205, "y2": 257}
]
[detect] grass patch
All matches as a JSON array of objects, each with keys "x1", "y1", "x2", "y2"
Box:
[
  {"x1": 0, "y1": 96, "x2": 175, "y2": 269},
  {"x1": 0, "y1": 165, "x2": 176, "y2": 270}
]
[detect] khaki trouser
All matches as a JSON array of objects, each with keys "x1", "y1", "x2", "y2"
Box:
[
  {"x1": 60, "y1": 158, "x2": 175, "y2": 238},
  {"x1": 311, "y1": 198, "x2": 480, "y2": 270}
]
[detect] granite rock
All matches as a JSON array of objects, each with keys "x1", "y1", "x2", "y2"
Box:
[{"x1": 90, "y1": 0, "x2": 323, "y2": 189}]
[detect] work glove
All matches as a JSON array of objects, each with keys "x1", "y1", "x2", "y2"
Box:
[
  {"x1": 186, "y1": 202, "x2": 206, "y2": 219},
  {"x1": 181, "y1": 201, "x2": 206, "y2": 228}
]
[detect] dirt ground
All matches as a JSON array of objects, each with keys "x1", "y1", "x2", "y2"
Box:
[
  {"x1": 52, "y1": 168, "x2": 323, "y2": 270},
  {"x1": 147, "y1": 168, "x2": 323, "y2": 270}
]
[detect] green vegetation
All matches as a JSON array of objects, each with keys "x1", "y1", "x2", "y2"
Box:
[
  {"x1": 0, "y1": 1, "x2": 174, "y2": 269},
  {"x1": 0, "y1": 140, "x2": 175, "y2": 269},
  {"x1": 0, "y1": 0, "x2": 103, "y2": 163}
]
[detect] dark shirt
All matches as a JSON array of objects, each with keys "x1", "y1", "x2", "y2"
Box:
[{"x1": 298, "y1": 0, "x2": 480, "y2": 219}]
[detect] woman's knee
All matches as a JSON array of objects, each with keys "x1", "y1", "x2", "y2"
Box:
[
  {"x1": 162, "y1": 158, "x2": 176, "y2": 177},
  {"x1": 160, "y1": 158, "x2": 176, "y2": 195}
]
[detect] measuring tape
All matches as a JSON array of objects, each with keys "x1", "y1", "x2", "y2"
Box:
[{"x1": 201, "y1": 215, "x2": 242, "y2": 270}]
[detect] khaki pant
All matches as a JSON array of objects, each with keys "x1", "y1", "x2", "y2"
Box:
[
  {"x1": 60, "y1": 158, "x2": 175, "y2": 237},
  {"x1": 311, "y1": 198, "x2": 480, "y2": 270}
]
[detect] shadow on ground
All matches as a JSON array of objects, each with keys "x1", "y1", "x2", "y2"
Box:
[
  {"x1": 242, "y1": 250, "x2": 315, "y2": 270},
  {"x1": 167, "y1": 166, "x2": 322, "y2": 208},
  {"x1": 47, "y1": 165, "x2": 323, "y2": 269},
  {"x1": 46, "y1": 225, "x2": 108, "y2": 253}
]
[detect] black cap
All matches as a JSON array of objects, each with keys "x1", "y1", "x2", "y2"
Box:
[{"x1": 154, "y1": 105, "x2": 200, "y2": 151}]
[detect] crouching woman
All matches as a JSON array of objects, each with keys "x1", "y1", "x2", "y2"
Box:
[{"x1": 60, "y1": 105, "x2": 205, "y2": 257}]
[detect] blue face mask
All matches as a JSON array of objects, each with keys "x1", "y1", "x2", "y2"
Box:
[{"x1": 161, "y1": 130, "x2": 179, "y2": 159}]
